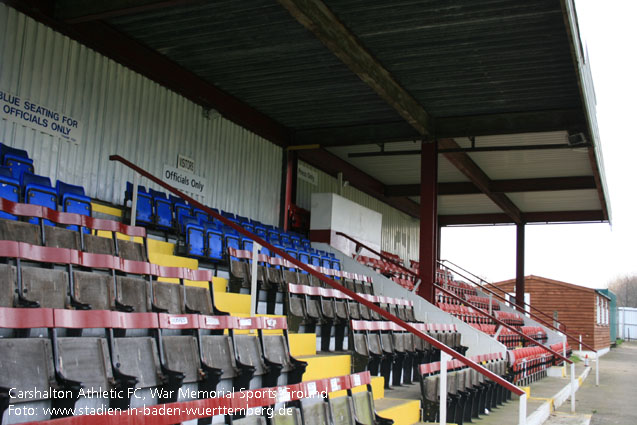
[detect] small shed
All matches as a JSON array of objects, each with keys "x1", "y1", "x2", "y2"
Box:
[
  {"x1": 597, "y1": 289, "x2": 617, "y2": 343},
  {"x1": 493, "y1": 275, "x2": 611, "y2": 351}
]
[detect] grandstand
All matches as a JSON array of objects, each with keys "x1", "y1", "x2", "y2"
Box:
[{"x1": 0, "y1": 1, "x2": 610, "y2": 425}]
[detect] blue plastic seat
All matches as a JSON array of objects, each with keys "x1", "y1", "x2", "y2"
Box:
[
  {"x1": 205, "y1": 224, "x2": 224, "y2": 261},
  {"x1": 291, "y1": 236, "x2": 301, "y2": 247},
  {"x1": 272, "y1": 244, "x2": 286, "y2": 270},
  {"x1": 254, "y1": 225, "x2": 267, "y2": 238},
  {"x1": 125, "y1": 182, "x2": 153, "y2": 225},
  {"x1": 172, "y1": 200, "x2": 191, "y2": 230},
  {"x1": 1, "y1": 144, "x2": 34, "y2": 180},
  {"x1": 21, "y1": 172, "x2": 57, "y2": 225},
  {"x1": 0, "y1": 166, "x2": 20, "y2": 220},
  {"x1": 147, "y1": 188, "x2": 173, "y2": 230},
  {"x1": 331, "y1": 258, "x2": 341, "y2": 280},
  {"x1": 236, "y1": 214, "x2": 249, "y2": 223},
  {"x1": 310, "y1": 254, "x2": 321, "y2": 268},
  {"x1": 225, "y1": 233, "x2": 240, "y2": 261},
  {"x1": 242, "y1": 223, "x2": 254, "y2": 234},
  {"x1": 320, "y1": 255, "x2": 331, "y2": 270},
  {"x1": 280, "y1": 234, "x2": 291, "y2": 246},
  {"x1": 182, "y1": 216, "x2": 205, "y2": 257},
  {"x1": 56, "y1": 180, "x2": 91, "y2": 231},
  {"x1": 221, "y1": 211, "x2": 235, "y2": 220},
  {"x1": 298, "y1": 250, "x2": 311, "y2": 265},
  {"x1": 193, "y1": 208, "x2": 208, "y2": 224}
]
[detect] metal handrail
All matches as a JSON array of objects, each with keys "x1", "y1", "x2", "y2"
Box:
[
  {"x1": 333, "y1": 231, "x2": 572, "y2": 364},
  {"x1": 110, "y1": 155, "x2": 525, "y2": 396},
  {"x1": 439, "y1": 261, "x2": 597, "y2": 354},
  {"x1": 440, "y1": 258, "x2": 564, "y2": 328}
]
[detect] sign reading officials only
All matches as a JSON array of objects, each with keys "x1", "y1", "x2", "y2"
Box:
[
  {"x1": 162, "y1": 164, "x2": 207, "y2": 202},
  {"x1": 0, "y1": 89, "x2": 83, "y2": 144}
]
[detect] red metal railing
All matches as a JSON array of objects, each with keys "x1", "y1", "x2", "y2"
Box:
[
  {"x1": 439, "y1": 260, "x2": 597, "y2": 354},
  {"x1": 441, "y1": 259, "x2": 565, "y2": 329},
  {"x1": 333, "y1": 231, "x2": 572, "y2": 364},
  {"x1": 110, "y1": 155, "x2": 525, "y2": 395}
]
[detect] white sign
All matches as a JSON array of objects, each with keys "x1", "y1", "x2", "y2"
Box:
[
  {"x1": 162, "y1": 164, "x2": 207, "y2": 201},
  {"x1": 0, "y1": 89, "x2": 83, "y2": 144},
  {"x1": 169, "y1": 316, "x2": 188, "y2": 325},
  {"x1": 298, "y1": 162, "x2": 318, "y2": 186},
  {"x1": 177, "y1": 154, "x2": 195, "y2": 173}
]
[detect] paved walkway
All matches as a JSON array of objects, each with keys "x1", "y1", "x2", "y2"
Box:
[{"x1": 547, "y1": 341, "x2": 637, "y2": 425}]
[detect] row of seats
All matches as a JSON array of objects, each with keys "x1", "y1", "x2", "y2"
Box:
[
  {"x1": 350, "y1": 320, "x2": 465, "y2": 389},
  {"x1": 493, "y1": 310, "x2": 525, "y2": 326},
  {"x1": 287, "y1": 284, "x2": 416, "y2": 352},
  {"x1": 508, "y1": 342, "x2": 571, "y2": 385},
  {"x1": 0, "y1": 308, "x2": 304, "y2": 422},
  {"x1": 354, "y1": 254, "x2": 417, "y2": 292},
  {"x1": 437, "y1": 302, "x2": 493, "y2": 324},
  {"x1": 470, "y1": 324, "x2": 526, "y2": 349},
  {"x1": 418, "y1": 353, "x2": 510, "y2": 425}
]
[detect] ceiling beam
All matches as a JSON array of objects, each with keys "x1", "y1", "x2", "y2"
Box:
[
  {"x1": 386, "y1": 176, "x2": 597, "y2": 197},
  {"x1": 296, "y1": 149, "x2": 421, "y2": 218},
  {"x1": 292, "y1": 109, "x2": 585, "y2": 147},
  {"x1": 439, "y1": 138, "x2": 523, "y2": 224},
  {"x1": 278, "y1": 0, "x2": 433, "y2": 138},
  {"x1": 439, "y1": 210, "x2": 605, "y2": 226},
  {"x1": 54, "y1": 0, "x2": 200, "y2": 23},
  {"x1": 9, "y1": 0, "x2": 291, "y2": 147}
]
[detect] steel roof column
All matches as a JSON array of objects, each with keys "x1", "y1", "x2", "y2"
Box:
[
  {"x1": 282, "y1": 150, "x2": 297, "y2": 231},
  {"x1": 516, "y1": 223, "x2": 526, "y2": 310},
  {"x1": 417, "y1": 140, "x2": 437, "y2": 303}
]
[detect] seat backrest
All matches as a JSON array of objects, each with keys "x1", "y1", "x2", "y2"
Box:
[
  {"x1": 44, "y1": 226, "x2": 80, "y2": 250},
  {"x1": 234, "y1": 334, "x2": 266, "y2": 376},
  {"x1": 57, "y1": 337, "x2": 114, "y2": 391},
  {"x1": 353, "y1": 332, "x2": 368, "y2": 356},
  {"x1": 0, "y1": 337, "x2": 55, "y2": 400},
  {"x1": 84, "y1": 233, "x2": 116, "y2": 255},
  {"x1": 118, "y1": 239, "x2": 147, "y2": 262},
  {"x1": 112, "y1": 336, "x2": 163, "y2": 388},
  {"x1": 184, "y1": 285, "x2": 213, "y2": 315},
  {"x1": 0, "y1": 264, "x2": 16, "y2": 307},
  {"x1": 301, "y1": 399, "x2": 331, "y2": 425},
  {"x1": 73, "y1": 270, "x2": 114, "y2": 310},
  {"x1": 329, "y1": 396, "x2": 355, "y2": 425},
  {"x1": 116, "y1": 276, "x2": 151, "y2": 312},
  {"x1": 272, "y1": 407, "x2": 303, "y2": 425},
  {"x1": 21, "y1": 266, "x2": 68, "y2": 309},
  {"x1": 352, "y1": 391, "x2": 375, "y2": 425},
  {"x1": 161, "y1": 335, "x2": 201, "y2": 383},
  {"x1": 200, "y1": 334, "x2": 238, "y2": 379},
  {"x1": 152, "y1": 281, "x2": 184, "y2": 314},
  {"x1": 262, "y1": 334, "x2": 292, "y2": 371}
]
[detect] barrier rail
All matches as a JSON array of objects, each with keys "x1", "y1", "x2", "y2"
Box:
[
  {"x1": 334, "y1": 231, "x2": 572, "y2": 364},
  {"x1": 440, "y1": 259, "x2": 566, "y2": 330},
  {"x1": 438, "y1": 260, "x2": 599, "y2": 356},
  {"x1": 110, "y1": 155, "x2": 528, "y2": 424}
]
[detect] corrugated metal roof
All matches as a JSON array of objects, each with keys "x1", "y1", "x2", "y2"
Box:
[
  {"x1": 468, "y1": 148, "x2": 592, "y2": 180},
  {"x1": 108, "y1": 0, "x2": 405, "y2": 130},
  {"x1": 507, "y1": 190, "x2": 600, "y2": 212},
  {"x1": 438, "y1": 194, "x2": 502, "y2": 215},
  {"x1": 455, "y1": 131, "x2": 569, "y2": 148}
]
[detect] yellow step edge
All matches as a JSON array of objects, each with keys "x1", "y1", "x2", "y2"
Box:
[
  {"x1": 297, "y1": 354, "x2": 351, "y2": 382},
  {"x1": 212, "y1": 277, "x2": 228, "y2": 293},
  {"x1": 149, "y1": 253, "x2": 207, "y2": 286},
  {"x1": 95, "y1": 230, "x2": 144, "y2": 244},
  {"x1": 91, "y1": 203, "x2": 123, "y2": 218},
  {"x1": 289, "y1": 333, "x2": 317, "y2": 357},
  {"x1": 147, "y1": 238, "x2": 176, "y2": 256},
  {"x1": 214, "y1": 292, "x2": 251, "y2": 315},
  {"x1": 377, "y1": 399, "x2": 420, "y2": 425}
]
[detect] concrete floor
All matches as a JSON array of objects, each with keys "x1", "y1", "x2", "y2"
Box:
[{"x1": 547, "y1": 341, "x2": 637, "y2": 425}]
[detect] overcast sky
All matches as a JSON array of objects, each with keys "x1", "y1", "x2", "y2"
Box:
[{"x1": 440, "y1": 0, "x2": 637, "y2": 289}]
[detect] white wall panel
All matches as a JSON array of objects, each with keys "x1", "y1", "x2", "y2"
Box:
[
  {"x1": 297, "y1": 160, "x2": 421, "y2": 262},
  {"x1": 0, "y1": 5, "x2": 282, "y2": 225}
]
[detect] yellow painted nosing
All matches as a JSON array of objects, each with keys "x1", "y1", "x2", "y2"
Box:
[
  {"x1": 147, "y1": 238, "x2": 176, "y2": 256},
  {"x1": 289, "y1": 333, "x2": 316, "y2": 357},
  {"x1": 212, "y1": 277, "x2": 228, "y2": 293},
  {"x1": 529, "y1": 397, "x2": 555, "y2": 411},
  {"x1": 578, "y1": 376, "x2": 582, "y2": 386},
  {"x1": 91, "y1": 203, "x2": 123, "y2": 217},
  {"x1": 377, "y1": 399, "x2": 420, "y2": 425},
  {"x1": 298, "y1": 354, "x2": 351, "y2": 382},
  {"x1": 521, "y1": 386, "x2": 531, "y2": 397},
  {"x1": 214, "y1": 292, "x2": 251, "y2": 315}
]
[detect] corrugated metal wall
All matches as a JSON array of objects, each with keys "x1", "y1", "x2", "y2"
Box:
[
  {"x1": 0, "y1": 5, "x2": 282, "y2": 225},
  {"x1": 297, "y1": 160, "x2": 420, "y2": 262}
]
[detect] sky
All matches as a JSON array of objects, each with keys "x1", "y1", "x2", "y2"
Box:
[{"x1": 441, "y1": 0, "x2": 637, "y2": 289}]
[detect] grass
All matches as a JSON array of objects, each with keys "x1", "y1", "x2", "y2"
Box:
[
  {"x1": 570, "y1": 354, "x2": 581, "y2": 363},
  {"x1": 616, "y1": 338, "x2": 624, "y2": 346}
]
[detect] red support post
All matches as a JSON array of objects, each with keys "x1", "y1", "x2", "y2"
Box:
[
  {"x1": 418, "y1": 140, "x2": 437, "y2": 303},
  {"x1": 282, "y1": 151, "x2": 297, "y2": 232},
  {"x1": 515, "y1": 222, "x2": 525, "y2": 310}
]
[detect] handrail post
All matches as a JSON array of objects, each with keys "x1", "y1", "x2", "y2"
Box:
[
  {"x1": 570, "y1": 362, "x2": 576, "y2": 413},
  {"x1": 488, "y1": 292, "x2": 493, "y2": 316},
  {"x1": 519, "y1": 392, "x2": 527, "y2": 425},
  {"x1": 579, "y1": 335, "x2": 582, "y2": 352},
  {"x1": 130, "y1": 172, "x2": 139, "y2": 239},
  {"x1": 250, "y1": 241, "x2": 260, "y2": 318},
  {"x1": 440, "y1": 351, "x2": 450, "y2": 425},
  {"x1": 595, "y1": 353, "x2": 599, "y2": 386}
]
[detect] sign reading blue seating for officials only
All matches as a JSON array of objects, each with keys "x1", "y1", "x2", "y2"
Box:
[
  {"x1": 0, "y1": 89, "x2": 83, "y2": 144},
  {"x1": 162, "y1": 163, "x2": 207, "y2": 203}
]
